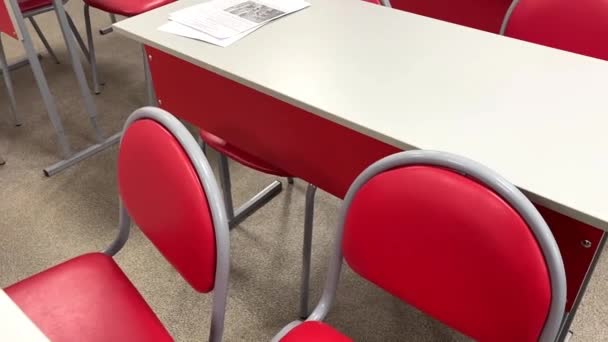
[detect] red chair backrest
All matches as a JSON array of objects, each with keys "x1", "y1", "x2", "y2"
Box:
[
  {"x1": 342, "y1": 165, "x2": 552, "y2": 341},
  {"x1": 391, "y1": 0, "x2": 513, "y2": 33},
  {"x1": 0, "y1": 0, "x2": 19, "y2": 39},
  {"x1": 504, "y1": 0, "x2": 608, "y2": 61},
  {"x1": 118, "y1": 119, "x2": 217, "y2": 293}
]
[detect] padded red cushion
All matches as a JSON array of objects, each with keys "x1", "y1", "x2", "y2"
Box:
[
  {"x1": 281, "y1": 321, "x2": 352, "y2": 342},
  {"x1": 391, "y1": 0, "x2": 513, "y2": 33},
  {"x1": 200, "y1": 128, "x2": 291, "y2": 177},
  {"x1": 82, "y1": 0, "x2": 174, "y2": 17},
  {"x1": 342, "y1": 166, "x2": 552, "y2": 342},
  {"x1": 4, "y1": 253, "x2": 172, "y2": 342},
  {"x1": 119, "y1": 119, "x2": 216, "y2": 293},
  {"x1": 18, "y1": 0, "x2": 53, "y2": 13},
  {"x1": 504, "y1": 0, "x2": 608, "y2": 61}
]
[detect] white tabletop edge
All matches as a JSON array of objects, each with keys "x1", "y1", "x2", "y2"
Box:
[{"x1": 114, "y1": 1, "x2": 608, "y2": 231}]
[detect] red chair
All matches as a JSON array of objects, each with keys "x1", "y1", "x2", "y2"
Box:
[
  {"x1": 273, "y1": 150, "x2": 567, "y2": 342},
  {"x1": 390, "y1": 0, "x2": 514, "y2": 33},
  {"x1": 199, "y1": 128, "x2": 318, "y2": 319},
  {"x1": 0, "y1": 0, "x2": 89, "y2": 127},
  {"x1": 3, "y1": 107, "x2": 231, "y2": 342},
  {"x1": 82, "y1": 0, "x2": 175, "y2": 94},
  {"x1": 500, "y1": 0, "x2": 608, "y2": 61}
]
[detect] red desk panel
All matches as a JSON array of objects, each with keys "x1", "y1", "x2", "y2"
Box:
[{"x1": 147, "y1": 46, "x2": 604, "y2": 311}]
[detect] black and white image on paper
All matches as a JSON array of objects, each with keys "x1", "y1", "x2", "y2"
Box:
[{"x1": 225, "y1": 1, "x2": 285, "y2": 23}]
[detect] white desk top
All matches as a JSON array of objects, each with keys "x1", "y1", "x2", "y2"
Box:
[
  {"x1": 0, "y1": 290, "x2": 49, "y2": 341},
  {"x1": 115, "y1": 0, "x2": 608, "y2": 230}
]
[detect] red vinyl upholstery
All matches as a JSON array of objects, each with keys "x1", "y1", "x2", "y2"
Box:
[
  {"x1": 391, "y1": 0, "x2": 513, "y2": 33},
  {"x1": 342, "y1": 166, "x2": 552, "y2": 342},
  {"x1": 503, "y1": 0, "x2": 608, "y2": 61},
  {"x1": 119, "y1": 119, "x2": 217, "y2": 293},
  {"x1": 82, "y1": 0, "x2": 174, "y2": 17},
  {"x1": 0, "y1": 0, "x2": 17, "y2": 38},
  {"x1": 200, "y1": 128, "x2": 291, "y2": 177},
  {"x1": 281, "y1": 322, "x2": 352, "y2": 342},
  {"x1": 18, "y1": 0, "x2": 53, "y2": 13},
  {"x1": 5, "y1": 253, "x2": 172, "y2": 342}
]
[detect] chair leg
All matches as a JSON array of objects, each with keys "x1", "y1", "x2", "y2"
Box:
[
  {"x1": 21, "y1": 18, "x2": 72, "y2": 157},
  {"x1": 300, "y1": 183, "x2": 317, "y2": 319},
  {"x1": 53, "y1": 0, "x2": 103, "y2": 143},
  {"x1": 66, "y1": 12, "x2": 91, "y2": 62},
  {"x1": 197, "y1": 135, "x2": 207, "y2": 155},
  {"x1": 28, "y1": 17, "x2": 60, "y2": 64},
  {"x1": 218, "y1": 153, "x2": 235, "y2": 221},
  {"x1": 83, "y1": 4, "x2": 101, "y2": 94},
  {"x1": 0, "y1": 35, "x2": 20, "y2": 126},
  {"x1": 287, "y1": 177, "x2": 294, "y2": 184}
]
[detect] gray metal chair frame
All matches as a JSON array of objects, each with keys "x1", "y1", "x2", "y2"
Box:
[
  {"x1": 203, "y1": 141, "x2": 318, "y2": 319},
  {"x1": 105, "y1": 106, "x2": 231, "y2": 342},
  {"x1": 0, "y1": 0, "x2": 120, "y2": 176},
  {"x1": 273, "y1": 150, "x2": 567, "y2": 342},
  {"x1": 204, "y1": 142, "x2": 317, "y2": 319},
  {"x1": 83, "y1": 7, "x2": 154, "y2": 104}
]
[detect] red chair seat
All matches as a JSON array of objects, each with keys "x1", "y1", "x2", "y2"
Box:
[
  {"x1": 4, "y1": 253, "x2": 172, "y2": 342},
  {"x1": 200, "y1": 128, "x2": 291, "y2": 177},
  {"x1": 18, "y1": 0, "x2": 53, "y2": 13},
  {"x1": 281, "y1": 321, "x2": 352, "y2": 342},
  {"x1": 83, "y1": 0, "x2": 174, "y2": 17}
]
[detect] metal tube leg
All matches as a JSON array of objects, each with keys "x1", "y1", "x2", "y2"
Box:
[
  {"x1": 53, "y1": 0, "x2": 104, "y2": 143},
  {"x1": 29, "y1": 17, "x2": 60, "y2": 64},
  {"x1": 197, "y1": 136, "x2": 207, "y2": 155},
  {"x1": 66, "y1": 12, "x2": 91, "y2": 62},
  {"x1": 218, "y1": 154, "x2": 235, "y2": 221},
  {"x1": 19, "y1": 18, "x2": 72, "y2": 157},
  {"x1": 287, "y1": 177, "x2": 294, "y2": 184},
  {"x1": 109, "y1": 13, "x2": 117, "y2": 23},
  {"x1": 0, "y1": 35, "x2": 20, "y2": 126},
  {"x1": 84, "y1": 4, "x2": 102, "y2": 95},
  {"x1": 300, "y1": 183, "x2": 317, "y2": 319},
  {"x1": 142, "y1": 46, "x2": 156, "y2": 106}
]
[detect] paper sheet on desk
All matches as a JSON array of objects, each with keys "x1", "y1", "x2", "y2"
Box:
[
  {"x1": 159, "y1": 21, "x2": 259, "y2": 47},
  {"x1": 169, "y1": 0, "x2": 310, "y2": 39}
]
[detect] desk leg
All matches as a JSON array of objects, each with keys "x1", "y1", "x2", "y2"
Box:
[
  {"x1": 0, "y1": 35, "x2": 20, "y2": 126},
  {"x1": 558, "y1": 233, "x2": 607, "y2": 341},
  {"x1": 53, "y1": 0, "x2": 103, "y2": 143}
]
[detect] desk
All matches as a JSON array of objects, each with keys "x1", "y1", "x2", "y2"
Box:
[
  {"x1": 0, "y1": 290, "x2": 48, "y2": 341},
  {"x1": 115, "y1": 0, "x2": 608, "y2": 337}
]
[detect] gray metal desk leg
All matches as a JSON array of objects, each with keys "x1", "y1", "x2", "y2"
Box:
[
  {"x1": 7, "y1": 0, "x2": 72, "y2": 158},
  {"x1": 52, "y1": 0, "x2": 103, "y2": 143},
  {"x1": 557, "y1": 233, "x2": 607, "y2": 341},
  {"x1": 0, "y1": 35, "x2": 20, "y2": 126}
]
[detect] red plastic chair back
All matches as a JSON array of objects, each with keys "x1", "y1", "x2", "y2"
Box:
[
  {"x1": 504, "y1": 0, "x2": 608, "y2": 61},
  {"x1": 342, "y1": 165, "x2": 552, "y2": 341},
  {"x1": 391, "y1": 0, "x2": 513, "y2": 33},
  {"x1": 0, "y1": 0, "x2": 19, "y2": 38},
  {"x1": 118, "y1": 119, "x2": 217, "y2": 293}
]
